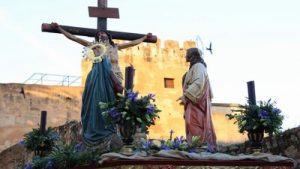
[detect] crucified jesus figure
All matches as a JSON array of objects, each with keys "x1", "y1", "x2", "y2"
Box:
[
  {"x1": 50, "y1": 22, "x2": 152, "y2": 152},
  {"x1": 51, "y1": 22, "x2": 151, "y2": 84}
]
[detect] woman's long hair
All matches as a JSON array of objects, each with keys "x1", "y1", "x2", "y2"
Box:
[{"x1": 94, "y1": 30, "x2": 115, "y2": 47}]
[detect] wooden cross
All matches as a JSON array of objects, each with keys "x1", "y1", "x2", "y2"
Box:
[{"x1": 41, "y1": 0, "x2": 157, "y2": 43}]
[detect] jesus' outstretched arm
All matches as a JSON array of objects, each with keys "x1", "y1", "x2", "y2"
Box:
[
  {"x1": 117, "y1": 33, "x2": 152, "y2": 50},
  {"x1": 50, "y1": 22, "x2": 90, "y2": 47}
]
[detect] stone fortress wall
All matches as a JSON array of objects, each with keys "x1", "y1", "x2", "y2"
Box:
[{"x1": 0, "y1": 39, "x2": 246, "y2": 152}]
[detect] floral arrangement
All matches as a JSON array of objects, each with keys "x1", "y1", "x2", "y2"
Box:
[
  {"x1": 21, "y1": 127, "x2": 59, "y2": 156},
  {"x1": 140, "y1": 136, "x2": 214, "y2": 154},
  {"x1": 100, "y1": 90, "x2": 160, "y2": 132},
  {"x1": 18, "y1": 142, "x2": 98, "y2": 169},
  {"x1": 226, "y1": 99, "x2": 284, "y2": 135},
  {"x1": 19, "y1": 124, "x2": 99, "y2": 169}
]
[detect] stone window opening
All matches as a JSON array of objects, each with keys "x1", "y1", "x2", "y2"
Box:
[{"x1": 164, "y1": 78, "x2": 174, "y2": 88}]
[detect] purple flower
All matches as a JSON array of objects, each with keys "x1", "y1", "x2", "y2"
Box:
[
  {"x1": 173, "y1": 136, "x2": 184, "y2": 148},
  {"x1": 206, "y1": 143, "x2": 216, "y2": 153},
  {"x1": 188, "y1": 148, "x2": 198, "y2": 153},
  {"x1": 127, "y1": 91, "x2": 139, "y2": 102},
  {"x1": 259, "y1": 110, "x2": 269, "y2": 119},
  {"x1": 146, "y1": 104, "x2": 156, "y2": 114},
  {"x1": 272, "y1": 108, "x2": 281, "y2": 114},
  {"x1": 147, "y1": 93, "x2": 156, "y2": 102},
  {"x1": 74, "y1": 142, "x2": 84, "y2": 152},
  {"x1": 46, "y1": 161, "x2": 54, "y2": 169},
  {"x1": 142, "y1": 140, "x2": 152, "y2": 150},
  {"x1": 18, "y1": 140, "x2": 25, "y2": 146},
  {"x1": 108, "y1": 108, "x2": 121, "y2": 118},
  {"x1": 160, "y1": 143, "x2": 171, "y2": 150},
  {"x1": 24, "y1": 162, "x2": 33, "y2": 169},
  {"x1": 52, "y1": 132, "x2": 60, "y2": 140}
]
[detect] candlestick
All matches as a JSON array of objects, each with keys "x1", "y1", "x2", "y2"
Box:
[
  {"x1": 247, "y1": 81, "x2": 256, "y2": 105},
  {"x1": 40, "y1": 111, "x2": 47, "y2": 134}
]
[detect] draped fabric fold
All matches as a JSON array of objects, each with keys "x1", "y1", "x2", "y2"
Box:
[
  {"x1": 183, "y1": 63, "x2": 217, "y2": 151},
  {"x1": 81, "y1": 57, "x2": 117, "y2": 147}
]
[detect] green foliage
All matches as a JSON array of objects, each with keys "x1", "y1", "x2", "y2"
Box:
[
  {"x1": 49, "y1": 145, "x2": 79, "y2": 169},
  {"x1": 30, "y1": 156, "x2": 53, "y2": 169},
  {"x1": 18, "y1": 143, "x2": 99, "y2": 169},
  {"x1": 226, "y1": 99, "x2": 284, "y2": 135},
  {"x1": 100, "y1": 90, "x2": 160, "y2": 132},
  {"x1": 19, "y1": 125, "x2": 98, "y2": 169},
  {"x1": 49, "y1": 144, "x2": 97, "y2": 169},
  {"x1": 23, "y1": 127, "x2": 59, "y2": 153},
  {"x1": 191, "y1": 136, "x2": 202, "y2": 147}
]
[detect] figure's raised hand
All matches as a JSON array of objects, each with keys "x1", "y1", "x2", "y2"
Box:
[
  {"x1": 50, "y1": 22, "x2": 59, "y2": 30},
  {"x1": 146, "y1": 33, "x2": 152, "y2": 39}
]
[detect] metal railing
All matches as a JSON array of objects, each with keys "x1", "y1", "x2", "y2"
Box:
[{"x1": 24, "y1": 73, "x2": 81, "y2": 86}]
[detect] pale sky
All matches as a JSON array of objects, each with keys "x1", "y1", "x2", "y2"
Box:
[{"x1": 0, "y1": 0, "x2": 300, "y2": 129}]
